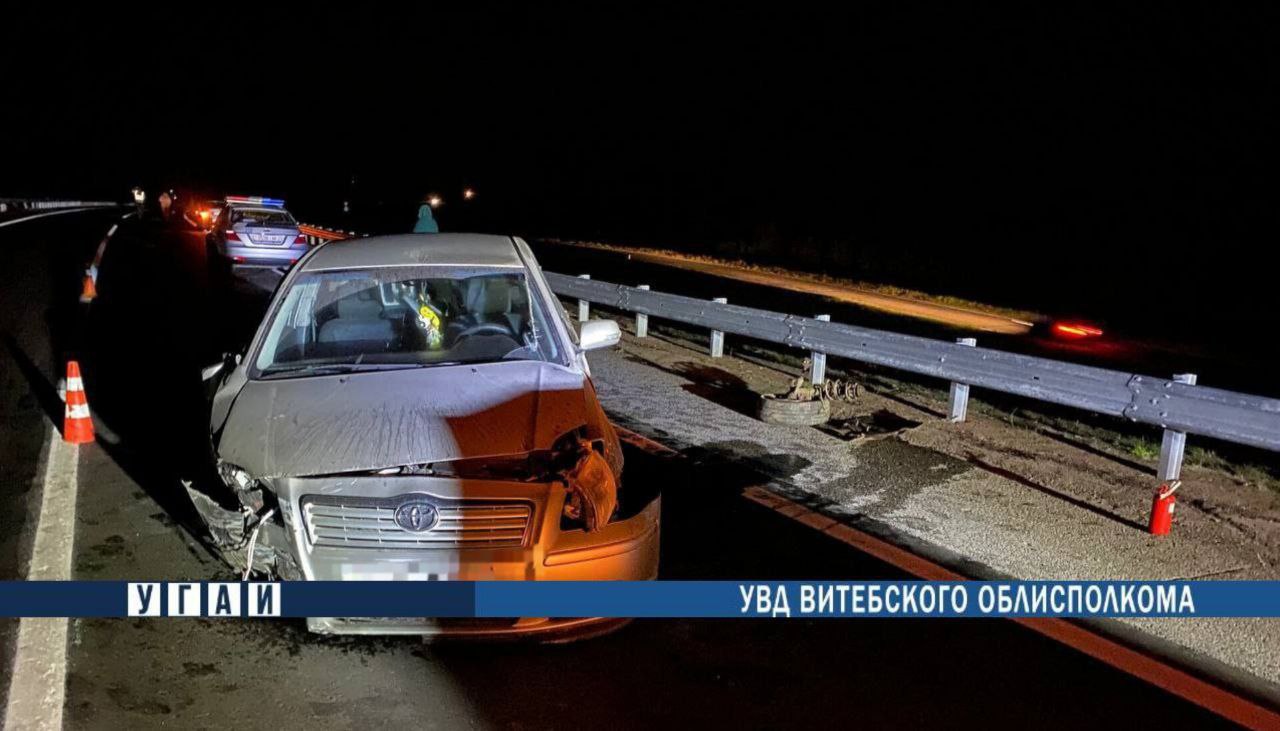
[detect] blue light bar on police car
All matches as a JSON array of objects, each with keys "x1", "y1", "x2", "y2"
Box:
[{"x1": 224, "y1": 195, "x2": 285, "y2": 208}]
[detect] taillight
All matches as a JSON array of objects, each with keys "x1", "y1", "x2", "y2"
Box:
[
  {"x1": 294, "y1": 234, "x2": 308, "y2": 244},
  {"x1": 224, "y1": 231, "x2": 241, "y2": 242}
]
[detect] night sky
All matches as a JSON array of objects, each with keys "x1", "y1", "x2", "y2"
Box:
[{"x1": 3, "y1": 6, "x2": 1277, "y2": 338}]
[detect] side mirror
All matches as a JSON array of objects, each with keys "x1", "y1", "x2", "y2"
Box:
[
  {"x1": 201, "y1": 352, "x2": 241, "y2": 382},
  {"x1": 579, "y1": 319, "x2": 621, "y2": 351}
]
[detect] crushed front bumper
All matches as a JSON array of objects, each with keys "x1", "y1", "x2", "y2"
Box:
[{"x1": 260, "y1": 474, "x2": 660, "y2": 638}]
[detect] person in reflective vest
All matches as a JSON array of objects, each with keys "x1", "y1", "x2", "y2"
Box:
[{"x1": 416, "y1": 286, "x2": 445, "y2": 350}]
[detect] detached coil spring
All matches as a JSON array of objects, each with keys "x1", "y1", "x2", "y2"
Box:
[
  {"x1": 818, "y1": 379, "x2": 861, "y2": 402},
  {"x1": 786, "y1": 365, "x2": 861, "y2": 402}
]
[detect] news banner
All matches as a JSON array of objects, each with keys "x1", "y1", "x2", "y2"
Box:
[{"x1": 1, "y1": 581, "x2": 1278, "y2": 618}]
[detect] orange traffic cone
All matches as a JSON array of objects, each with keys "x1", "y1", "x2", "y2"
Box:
[
  {"x1": 79, "y1": 269, "x2": 97, "y2": 303},
  {"x1": 63, "y1": 361, "x2": 95, "y2": 444}
]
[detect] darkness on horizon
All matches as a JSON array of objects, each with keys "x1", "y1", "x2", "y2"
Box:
[{"x1": 3, "y1": 6, "x2": 1277, "y2": 353}]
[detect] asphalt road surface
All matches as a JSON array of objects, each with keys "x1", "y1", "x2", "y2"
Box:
[{"x1": 0, "y1": 213, "x2": 1244, "y2": 729}]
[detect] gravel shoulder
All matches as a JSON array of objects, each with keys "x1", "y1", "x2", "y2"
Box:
[{"x1": 580, "y1": 309, "x2": 1280, "y2": 691}]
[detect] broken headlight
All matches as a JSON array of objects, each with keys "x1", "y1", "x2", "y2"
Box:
[
  {"x1": 217, "y1": 462, "x2": 269, "y2": 512},
  {"x1": 217, "y1": 462, "x2": 256, "y2": 491},
  {"x1": 559, "y1": 444, "x2": 619, "y2": 532}
]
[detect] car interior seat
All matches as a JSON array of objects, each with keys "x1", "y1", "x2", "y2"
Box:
[
  {"x1": 449, "y1": 278, "x2": 524, "y2": 340},
  {"x1": 316, "y1": 290, "x2": 394, "y2": 351}
]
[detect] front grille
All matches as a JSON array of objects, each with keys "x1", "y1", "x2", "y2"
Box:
[{"x1": 301, "y1": 495, "x2": 533, "y2": 550}]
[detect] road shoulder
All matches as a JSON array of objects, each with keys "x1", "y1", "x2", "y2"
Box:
[{"x1": 584, "y1": 313, "x2": 1280, "y2": 698}]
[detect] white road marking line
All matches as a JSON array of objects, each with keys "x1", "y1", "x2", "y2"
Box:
[
  {"x1": 4, "y1": 429, "x2": 80, "y2": 731},
  {"x1": 87, "y1": 221, "x2": 124, "y2": 283},
  {"x1": 0, "y1": 208, "x2": 114, "y2": 229}
]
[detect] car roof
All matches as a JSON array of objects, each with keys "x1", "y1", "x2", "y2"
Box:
[
  {"x1": 225, "y1": 204, "x2": 289, "y2": 213},
  {"x1": 300, "y1": 233, "x2": 524, "y2": 271}
]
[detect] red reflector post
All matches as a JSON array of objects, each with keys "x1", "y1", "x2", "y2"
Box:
[{"x1": 1149, "y1": 481, "x2": 1179, "y2": 535}]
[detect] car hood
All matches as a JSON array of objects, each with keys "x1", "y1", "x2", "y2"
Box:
[{"x1": 214, "y1": 360, "x2": 592, "y2": 479}]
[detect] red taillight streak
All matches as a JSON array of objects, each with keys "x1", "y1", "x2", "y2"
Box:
[
  {"x1": 224, "y1": 231, "x2": 241, "y2": 242},
  {"x1": 1052, "y1": 323, "x2": 1103, "y2": 338},
  {"x1": 294, "y1": 234, "x2": 308, "y2": 244}
]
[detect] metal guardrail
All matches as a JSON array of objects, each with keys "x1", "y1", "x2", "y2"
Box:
[
  {"x1": 0, "y1": 199, "x2": 118, "y2": 214},
  {"x1": 291, "y1": 225, "x2": 1279, "y2": 472},
  {"x1": 298, "y1": 224, "x2": 355, "y2": 245},
  {"x1": 544, "y1": 272, "x2": 1280, "y2": 458}
]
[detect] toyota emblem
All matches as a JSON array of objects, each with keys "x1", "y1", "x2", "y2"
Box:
[{"x1": 393, "y1": 501, "x2": 439, "y2": 532}]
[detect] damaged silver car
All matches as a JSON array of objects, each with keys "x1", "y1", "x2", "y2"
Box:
[{"x1": 192, "y1": 233, "x2": 660, "y2": 637}]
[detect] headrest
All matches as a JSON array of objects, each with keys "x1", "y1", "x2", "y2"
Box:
[
  {"x1": 337, "y1": 291, "x2": 382, "y2": 318},
  {"x1": 465, "y1": 279, "x2": 511, "y2": 315}
]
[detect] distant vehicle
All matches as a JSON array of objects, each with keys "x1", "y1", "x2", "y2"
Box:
[
  {"x1": 1045, "y1": 319, "x2": 1105, "y2": 340},
  {"x1": 195, "y1": 234, "x2": 657, "y2": 638},
  {"x1": 206, "y1": 196, "x2": 308, "y2": 276}
]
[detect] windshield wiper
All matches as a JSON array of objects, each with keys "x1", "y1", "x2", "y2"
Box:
[{"x1": 259, "y1": 363, "x2": 384, "y2": 379}]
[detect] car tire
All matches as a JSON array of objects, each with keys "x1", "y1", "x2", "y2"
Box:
[{"x1": 758, "y1": 394, "x2": 831, "y2": 426}]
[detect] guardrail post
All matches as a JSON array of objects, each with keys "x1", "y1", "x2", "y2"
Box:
[
  {"x1": 635, "y1": 285, "x2": 650, "y2": 337},
  {"x1": 810, "y1": 314, "x2": 831, "y2": 384},
  {"x1": 948, "y1": 338, "x2": 977, "y2": 422},
  {"x1": 577, "y1": 275, "x2": 591, "y2": 321},
  {"x1": 1158, "y1": 373, "x2": 1198, "y2": 480},
  {"x1": 709, "y1": 298, "x2": 727, "y2": 357}
]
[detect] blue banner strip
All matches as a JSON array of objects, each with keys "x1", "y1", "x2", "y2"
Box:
[{"x1": 1, "y1": 581, "x2": 1278, "y2": 618}]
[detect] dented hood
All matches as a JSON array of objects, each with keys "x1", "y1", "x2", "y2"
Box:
[{"x1": 215, "y1": 360, "x2": 591, "y2": 478}]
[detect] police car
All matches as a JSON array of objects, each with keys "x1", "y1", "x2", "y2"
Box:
[{"x1": 206, "y1": 196, "x2": 309, "y2": 275}]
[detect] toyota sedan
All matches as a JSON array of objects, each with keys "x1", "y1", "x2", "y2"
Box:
[{"x1": 193, "y1": 233, "x2": 660, "y2": 637}]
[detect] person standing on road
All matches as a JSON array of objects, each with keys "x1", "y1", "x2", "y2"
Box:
[{"x1": 413, "y1": 197, "x2": 439, "y2": 233}]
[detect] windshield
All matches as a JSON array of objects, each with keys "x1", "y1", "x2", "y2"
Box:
[
  {"x1": 230, "y1": 208, "x2": 296, "y2": 227},
  {"x1": 252, "y1": 266, "x2": 564, "y2": 378}
]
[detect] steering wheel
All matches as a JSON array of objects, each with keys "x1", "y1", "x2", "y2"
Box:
[{"x1": 453, "y1": 322, "x2": 513, "y2": 340}]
